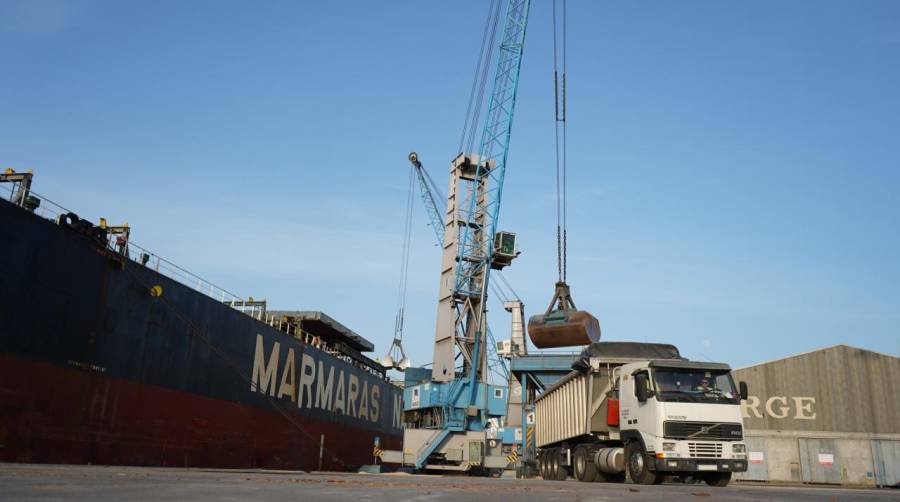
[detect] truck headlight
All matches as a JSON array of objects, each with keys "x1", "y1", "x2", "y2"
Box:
[
  {"x1": 732, "y1": 444, "x2": 746, "y2": 453},
  {"x1": 662, "y1": 442, "x2": 676, "y2": 452}
]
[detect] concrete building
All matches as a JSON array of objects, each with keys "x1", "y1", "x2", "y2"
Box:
[{"x1": 732, "y1": 345, "x2": 900, "y2": 487}]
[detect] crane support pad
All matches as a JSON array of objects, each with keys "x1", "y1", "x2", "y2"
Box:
[{"x1": 527, "y1": 309, "x2": 601, "y2": 348}]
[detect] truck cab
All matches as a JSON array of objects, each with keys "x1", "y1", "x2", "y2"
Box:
[{"x1": 617, "y1": 359, "x2": 749, "y2": 485}]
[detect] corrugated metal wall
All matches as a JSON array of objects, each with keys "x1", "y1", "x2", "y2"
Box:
[{"x1": 733, "y1": 345, "x2": 900, "y2": 434}]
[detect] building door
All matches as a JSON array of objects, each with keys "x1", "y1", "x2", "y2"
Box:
[
  {"x1": 799, "y1": 438, "x2": 841, "y2": 484},
  {"x1": 871, "y1": 440, "x2": 900, "y2": 487},
  {"x1": 737, "y1": 437, "x2": 767, "y2": 481}
]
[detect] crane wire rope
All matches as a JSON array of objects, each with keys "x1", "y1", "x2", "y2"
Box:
[
  {"x1": 553, "y1": 0, "x2": 568, "y2": 282},
  {"x1": 393, "y1": 168, "x2": 417, "y2": 345},
  {"x1": 459, "y1": 0, "x2": 503, "y2": 155},
  {"x1": 495, "y1": 269, "x2": 521, "y2": 301}
]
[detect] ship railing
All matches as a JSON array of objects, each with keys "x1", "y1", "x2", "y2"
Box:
[
  {"x1": 0, "y1": 184, "x2": 75, "y2": 225},
  {"x1": 0, "y1": 185, "x2": 263, "y2": 319},
  {"x1": 123, "y1": 240, "x2": 255, "y2": 312}
]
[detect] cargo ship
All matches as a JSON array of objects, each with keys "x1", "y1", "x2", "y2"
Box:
[{"x1": 0, "y1": 171, "x2": 402, "y2": 470}]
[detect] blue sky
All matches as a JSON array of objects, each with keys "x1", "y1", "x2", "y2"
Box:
[{"x1": 2, "y1": 1, "x2": 898, "y2": 374}]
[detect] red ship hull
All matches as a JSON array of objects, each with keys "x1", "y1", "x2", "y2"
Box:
[{"x1": 0, "y1": 354, "x2": 399, "y2": 470}]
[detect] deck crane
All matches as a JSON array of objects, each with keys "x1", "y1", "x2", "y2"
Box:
[{"x1": 380, "y1": 0, "x2": 531, "y2": 473}]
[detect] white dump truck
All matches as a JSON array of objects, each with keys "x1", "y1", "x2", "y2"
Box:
[{"x1": 534, "y1": 342, "x2": 748, "y2": 486}]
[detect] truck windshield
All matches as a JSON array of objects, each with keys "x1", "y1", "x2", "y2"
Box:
[{"x1": 652, "y1": 368, "x2": 739, "y2": 404}]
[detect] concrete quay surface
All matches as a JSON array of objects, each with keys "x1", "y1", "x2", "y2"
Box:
[{"x1": 0, "y1": 463, "x2": 895, "y2": 501}]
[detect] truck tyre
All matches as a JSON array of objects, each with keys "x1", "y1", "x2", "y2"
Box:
[
  {"x1": 544, "y1": 450, "x2": 554, "y2": 480},
  {"x1": 625, "y1": 442, "x2": 662, "y2": 485},
  {"x1": 703, "y1": 472, "x2": 732, "y2": 487},
  {"x1": 539, "y1": 450, "x2": 549, "y2": 480},
  {"x1": 549, "y1": 449, "x2": 560, "y2": 480},
  {"x1": 574, "y1": 446, "x2": 597, "y2": 482},
  {"x1": 549, "y1": 448, "x2": 566, "y2": 480}
]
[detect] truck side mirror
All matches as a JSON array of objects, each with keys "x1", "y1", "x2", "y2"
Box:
[
  {"x1": 635, "y1": 373, "x2": 648, "y2": 403},
  {"x1": 739, "y1": 381, "x2": 748, "y2": 401}
]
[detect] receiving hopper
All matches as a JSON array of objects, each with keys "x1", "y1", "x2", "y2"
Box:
[{"x1": 528, "y1": 282, "x2": 601, "y2": 349}]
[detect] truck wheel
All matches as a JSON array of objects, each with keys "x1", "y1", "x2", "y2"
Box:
[
  {"x1": 625, "y1": 442, "x2": 662, "y2": 485},
  {"x1": 549, "y1": 449, "x2": 560, "y2": 480},
  {"x1": 549, "y1": 448, "x2": 566, "y2": 481},
  {"x1": 544, "y1": 450, "x2": 554, "y2": 480},
  {"x1": 703, "y1": 472, "x2": 732, "y2": 487},
  {"x1": 574, "y1": 447, "x2": 597, "y2": 482},
  {"x1": 543, "y1": 449, "x2": 552, "y2": 480}
]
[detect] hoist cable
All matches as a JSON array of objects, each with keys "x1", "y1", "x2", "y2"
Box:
[
  {"x1": 459, "y1": 0, "x2": 502, "y2": 154},
  {"x1": 459, "y1": 0, "x2": 498, "y2": 153},
  {"x1": 422, "y1": 165, "x2": 446, "y2": 205},
  {"x1": 495, "y1": 270, "x2": 521, "y2": 301},
  {"x1": 466, "y1": 0, "x2": 504, "y2": 155},
  {"x1": 489, "y1": 282, "x2": 508, "y2": 305},
  {"x1": 562, "y1": 0, "x2": 568, "y2": 282},
  {"x1": 552, "y1": 0, "x2": 568, "y2": 282},
  {"x1": 394, "y1": 169, "x2": 416, "y2": 341}
]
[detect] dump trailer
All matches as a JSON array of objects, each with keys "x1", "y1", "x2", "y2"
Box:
[{"x1": 534, "y1": 342, "x2": 749, "y2": 487}]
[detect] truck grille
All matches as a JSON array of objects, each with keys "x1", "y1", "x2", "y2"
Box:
[
  {"x1": 688, "y1": 442, "x2": 723, "y2": 458},
  {"x1": 663, "y1": 421, "x2": 743, "y2": 440}
]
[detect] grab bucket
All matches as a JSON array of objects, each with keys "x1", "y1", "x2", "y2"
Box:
[
  {"x1": 527, "y1": 281, "x2": 601, "y2": 349},
  {"x1": 528, "y1": 308, "x2": 601, "y2": 348}
]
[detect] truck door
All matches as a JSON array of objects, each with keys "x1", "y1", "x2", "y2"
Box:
[
  {"x1": 619, "y1": 373, "x2": 634, "y2": 426},
  {"x1": 626, "y1": 370, "x2": 657, "y2": 437}
]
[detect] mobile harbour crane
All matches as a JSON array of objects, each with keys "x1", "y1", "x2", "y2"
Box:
[{"x1": 379, "y1": 0, "x2": 532, "y2": 472}]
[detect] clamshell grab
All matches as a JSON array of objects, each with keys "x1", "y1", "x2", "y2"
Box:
[{"x1": 527, "y1": 281, "x2": 601, "y2": 349}]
